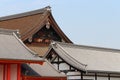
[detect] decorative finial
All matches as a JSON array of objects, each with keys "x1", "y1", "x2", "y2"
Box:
[{"x1": 46, "y1": 6, "x2": 51, "y2": 11}]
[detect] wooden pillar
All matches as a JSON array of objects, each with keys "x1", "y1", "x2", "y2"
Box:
[
  {"x1": 6, "y1": 64, "x2": 10, "y2": 80},
  {"x1": 3, "y1": 64, "x2": 6, "y2": 80},
  {"x1": 57, "y1": 57, "x2": 60, "y2": 70},
  {"x1": 95, "y1": 73, "x2": 97, "y2": 80},
  {"x1": 17, "y1": 64, "x2": 21, "y2": 80},
  {"x1": 108, "y1": 74, "x2": 110, "y2": 80},
  {"x1": 81, "y1": 72, "x2": 83, "y2": 80}
]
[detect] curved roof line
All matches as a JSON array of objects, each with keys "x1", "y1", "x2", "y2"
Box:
[
  {"x1": 45, "y1": 42, "x2": 87, "y2": 72},
  {"x1": 49, "y1": 13, "x2": 72, "y2": 43},
  {"x1": 0, "y1": 6, "x2": 72, "y2": 43},
  {"x1": 0, "y1": 6, "x2": 51, "y2": 21},
  {"x1": 52, "y1": 41, "x2": 120, "y2": 53},
  {"x1": 0, "y1": 28, "x2": 44, "y2": 62},
  {"x1": 47, "y1": 41, "x2": 120, "y2": 74}
]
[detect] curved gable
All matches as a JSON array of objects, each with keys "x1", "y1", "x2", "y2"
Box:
[{"x1": 0, "y1": 6, "x2": 72, "y2": 43}]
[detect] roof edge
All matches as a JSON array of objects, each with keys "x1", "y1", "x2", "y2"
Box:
[
  {"x1": 50, "y1": 41, "x2": 87, "y2": 71},
  {"x1": 0, "y1": 6, "x2": 51, "y2": 21},
  {"x1": 0, "y1": 28, "x2": 20, "y2": 37},
  {"x1": 52, "y1": 41, "x2": 120, "y2": 53}
]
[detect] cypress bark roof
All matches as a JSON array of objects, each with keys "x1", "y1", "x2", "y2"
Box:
[{"x1": 0, "y1": 6, "x2": 72, "y2": 43}]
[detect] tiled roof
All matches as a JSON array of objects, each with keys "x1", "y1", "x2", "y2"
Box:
[
  {"x1": 47, "y1": 41, "x2": 120, "y2": 74},
  {"x1": 0, "y1": 28, "x2": 43, "y2": 62},
  {"x1": 22, "y1": 60, "x2": 66, "y2": 77},
  {"x1": 0, "y1": 6, "x2": 50, "y2": 41},
  {"x1": 0, "y1": 6, "x2": 72, "y2": 43}
]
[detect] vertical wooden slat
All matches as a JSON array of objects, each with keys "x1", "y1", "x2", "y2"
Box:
[
  {"x1": 6, "y1": 64, "x2": 10, "y2": 80},
  {"x1": 81, "y1": 72, "x2": 83, "y2": 80},
  {"x1": 95, "y1": 73, "x2": 97, "y2": 80},
  {"x1": 17, "y1": 64, "x2": 21, "y2": 80},
  {"x1": 108, "y1": 74, "x2": 110, "y2": 80},
  {"x1": 3, "y1": 64, "x2": 5, "y2": 80},
  {"x1": 57, "y1": 57, "x2": 60, "y2": 70}
]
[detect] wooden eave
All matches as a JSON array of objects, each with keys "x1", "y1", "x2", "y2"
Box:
[
  {"x1": 0, "y1": 6, "x2": 72, "y2": 43},
  {"x1": 22, "y1": 75, "x2": 67, "y2": 80},
  {"x1": 0, "y1": 59, "x2": 44, "y2": 64},
  {"x1": 48, "y1": 13, "x2": 72, "y2": 43}
]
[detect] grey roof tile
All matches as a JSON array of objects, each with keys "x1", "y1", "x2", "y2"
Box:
[
  {"x1": 49, "y1": 41, "x2": 120, "y2": 73},
  {"x1": 0, "y1": 28, "x2": 43, "y2": 62}
]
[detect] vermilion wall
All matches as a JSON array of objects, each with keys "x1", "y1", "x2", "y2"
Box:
[
  {"x1": 0, "y1": 64, "x2": 3, "y2": 80},
  {"x1": 0, "y1": 64, "x2": 19, "y2": 80},
  {"x1": 10, "y1": 64, "x2": 17, "y2": 80},
  {"x1": 22, "y1": 76, "x2": 67, "y2": 80}
]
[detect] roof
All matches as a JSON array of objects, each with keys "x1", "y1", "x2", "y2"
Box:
[
  {"x1": 22, "y1": 60, "x2": 66, "y2": 77},
  {"x1": 26, "y1": 44, "x2": 49, "y2": 57},
  {"x1": 0, "y1": 6, "x2": 72, "y2": 43},
  {"x1": 0, "y1": 28, "x2": 44, "y2": 63},
  {"x1": 46, "y1": 41, "x2": 120, "y2": 74}
]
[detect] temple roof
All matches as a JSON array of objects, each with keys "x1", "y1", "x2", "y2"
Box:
[
  {"x1": 0, "y1": 6, "x2": 72, "y2": 43},
  {"x1": 0, "y1": 28, "x2": 43, "y2": 63},
  {"x1": 22, "y1": 60, "x2": 66, "y2": 77},
  {"x1": 26, "y1": 44, "x2": 49, "y2": 57},
  {"x1": 45, "y1": 41, "x2": 120, "y2": 74}
]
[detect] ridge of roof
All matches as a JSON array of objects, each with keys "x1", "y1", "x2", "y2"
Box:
[
  {"x1": 0, "y1": 6, "x2": 51, "y2": 21},
  {"x1": 51, "y1": 41, "x2": 120, "y2": 53}
]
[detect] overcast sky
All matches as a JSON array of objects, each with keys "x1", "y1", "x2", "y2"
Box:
[{"x1": 0, "y1": 0, "x2": 120, "y2": 49}]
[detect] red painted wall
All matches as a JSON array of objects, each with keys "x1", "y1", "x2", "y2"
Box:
[{"x1": 22, "y1": 76, "x2": 67, "y2": 80}]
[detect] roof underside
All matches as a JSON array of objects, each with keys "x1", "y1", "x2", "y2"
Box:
[
  {"x1": 0, "y1": 28, "x2": 43, "y2": 62},
  {"x1": 0, "y1": 6, "x2": 72, "y2": 43},
  {"x1": 50, "y1": 42, "x2": 120, "y2": 74}
]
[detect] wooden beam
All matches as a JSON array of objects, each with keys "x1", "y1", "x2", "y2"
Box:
[
  {"x1": 81, "y1": 72, "x2": 83, "y2": 80},
  {"x1": 0, "y1": 60, "x2": 44, "y2": 64},
  {"x1": 17, "y1": 64, "x2": 21, "y2": 80},
  {"x1": 95, "y1": 73, "x2": 97, "y2": 80},
  {"x1": 51, "y1": 61, "x2": 65, "y2": 64},
  {"x1": 108, "y1": 74, "x2": 110, "y2": 80},
  {"x1": 6, "y1": 64, "x2": 10, "y2": 80},
  {"x1": 57, "y1": 57, "x2": 60, "y2": 70},
  {"x1": 3, "y1": 64, "x2": 5, "y2": 80}
]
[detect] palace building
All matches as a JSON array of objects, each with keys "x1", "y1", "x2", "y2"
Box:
[
  {"x1": 0, "y1": 6, "x2": 72, "y2": 57},
  {"x1": 1, "y1": 6, "x2": 120, "y2": 80},
  {"x1": 0, "y1": 28, "x2": 67, "y2": 80},
  {"x1": 0, "y1": 6, "x2": 68, "y2": 80},
  {"x1": 45, "y1": 41, "x2": 120, "y2": 80}
]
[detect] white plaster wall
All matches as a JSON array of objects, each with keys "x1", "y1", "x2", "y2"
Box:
[
  {"x1": 83, "y1": 76, "x2": 95, "y2": 80},
  {"x1": 68, "y1": 76, "x2": 120, "y2": 80},
  {"x1": 67, "y1": 75, "x2": 81, "y2": 80},
  {"x1": 67, "y1": 72, "x2": 80, "y2": 75},
  {"x1": 59, "y1": 63, "x2": 69, "y2": 70},
  {"x1": 10, "y1": 64, "x2": 17, "y2": 80},
  {"x1": 0, "y1": 64, "x2": 3, "y2": 80},
  {"x1": 111, "y1": 77, "x2": 120, "y2": 80},
  {"x1": 52, "y1": 63, "x2": 70, "y2": 70},
  {"x1": 97, "y1": 77, "x2": 108, "y2": 80},
  {"x1": 51, "y1": 61, "x2": 120, "y2": 80}
]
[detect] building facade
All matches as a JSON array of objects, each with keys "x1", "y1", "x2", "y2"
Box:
[{"x1": 45, "y1": 42, "x2": 120, "y2": 80}]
